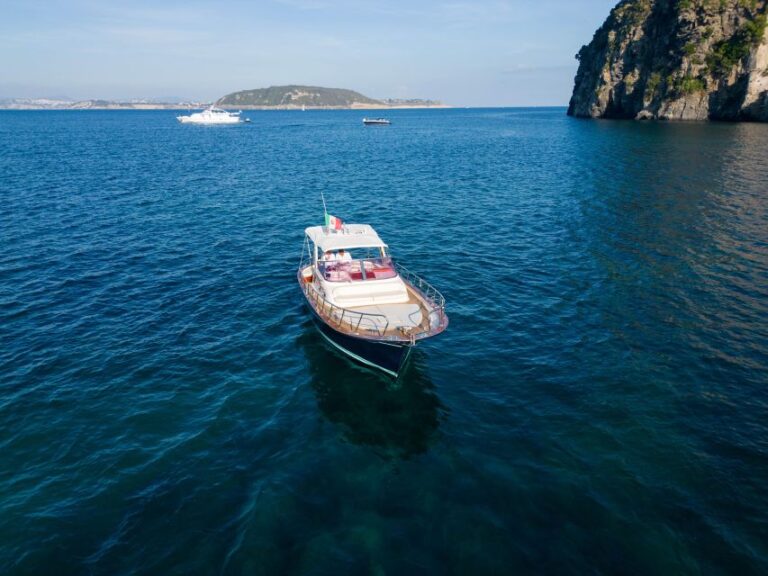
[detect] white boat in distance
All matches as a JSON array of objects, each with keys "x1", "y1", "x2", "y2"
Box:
[
  {"x1": 176, "y1": 106, "x2": 243, "y2": 124},
  {"x1": 362, "y1": 118, "x2": 391, "y2": 125}
]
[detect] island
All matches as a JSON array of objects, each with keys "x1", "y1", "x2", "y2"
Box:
[
  {"x1": 568, "y1": 0, "x2": 767, "y2": 121},
  {"x1": 216, "y1": 85, "x2": 445, "y2": 109}
]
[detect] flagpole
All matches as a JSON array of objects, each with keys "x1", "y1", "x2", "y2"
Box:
[{"x1": 320, "y1": 191, "x2": 328, "y2": 233}]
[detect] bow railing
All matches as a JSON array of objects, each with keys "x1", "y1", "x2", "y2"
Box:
[
  {"x1": 297, "y1": 250, "x2": 448, "y2": 342},
  {"x1": 298, "y1": 269, "x2": 392, "y2": 338},
  {"x1": 394, "y1": 262, "x2": 447, "y2": 338}
]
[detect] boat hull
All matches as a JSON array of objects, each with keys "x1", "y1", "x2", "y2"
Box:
[
  {"x1": 176, "y1": 117, "x2": 241, "y2": 125},
  {"x1": 305, "y1": 302, "x2": 412, "y2": 377}
]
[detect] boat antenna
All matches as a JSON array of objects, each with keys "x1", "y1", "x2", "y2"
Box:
[{"x1": 320, "y1": 191, "x2": 328, "y2": 220}]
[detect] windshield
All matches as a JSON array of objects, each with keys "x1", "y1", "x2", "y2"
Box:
[{"x1": 317, "y1": 248, "x2": 397, "y2": 282}]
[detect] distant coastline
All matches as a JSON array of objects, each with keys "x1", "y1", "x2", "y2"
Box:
[
  {"x1": 1, "y1": 87, "x2": 452, "y2": 111},
  {"x1": 0, "y1": 100, "x2": 203, "y2": 111},
  {"x1": 0, "y1": 100, "x2": 574, "y2": 111},
  {"x1": 1, "y1": 85, "x2": 450, "y2": 111},
  {"x1": 0, "y1": 100, "x2": 451, "y2": 111}
]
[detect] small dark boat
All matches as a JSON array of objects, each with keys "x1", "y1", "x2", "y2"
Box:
[
  {"x1": 298, "y1": 223, "x2": 448, "y2": 377},
  {"x1": 362, "y1": 118, "x2": 391, "y2": 125}
]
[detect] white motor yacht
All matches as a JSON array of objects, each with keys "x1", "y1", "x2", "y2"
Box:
[
  {"x1": 176, "y1": 106, "x2": 243, "y2": 125},
  {"x1": 298, "y1": 222, "x2": 448, "y2": 377}
]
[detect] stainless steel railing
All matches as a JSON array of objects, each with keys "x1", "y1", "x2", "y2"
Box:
[
  {"x1": 394, "y1": 262, "x2": 448, "y2": 338},
  {"x1": 298, "y1": 255, "x2": 447, "y2": 342},
  {"x1": 298, "y1": 267, "x2": 391, "y2": 338}
]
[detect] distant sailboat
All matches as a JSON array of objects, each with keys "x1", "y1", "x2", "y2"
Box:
[{"x1": 302, "y1": 104, "x2": 306, "y2": 112}]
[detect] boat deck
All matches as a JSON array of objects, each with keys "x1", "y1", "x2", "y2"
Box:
[
  {"x1": 347, "y1": 285, "x2": 434, "y2": 337},
  {"x1": 300, "y1": 265, "x2": 444, "y2": 342}
]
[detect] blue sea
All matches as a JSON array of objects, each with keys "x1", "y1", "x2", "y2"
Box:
[{"x1": 1, "y1": 108, "x2": 767, "y2": 575}]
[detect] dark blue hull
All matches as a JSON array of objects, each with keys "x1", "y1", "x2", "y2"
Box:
[{"x1": 306, "y1": 304, "x2": 412, "y2": 377}]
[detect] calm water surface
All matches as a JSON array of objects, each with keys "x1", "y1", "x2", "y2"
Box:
[{"x1": 1, "y1": 109, "x2": 767, "y2": 574}]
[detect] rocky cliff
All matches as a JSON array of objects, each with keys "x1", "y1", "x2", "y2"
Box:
[{"x1": 568, "y1": 0, "x2": 768, "y2": 121}]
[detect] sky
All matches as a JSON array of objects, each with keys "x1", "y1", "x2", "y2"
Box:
[{"x1": 1, "y1": 0, "x2": 617, "y2": 106}]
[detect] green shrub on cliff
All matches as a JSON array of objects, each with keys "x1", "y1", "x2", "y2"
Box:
[
  {"x1": 613, "y1": 0, "x2": 653, "y2": 29},
  {"x1": 679, "y1": 75, "x2": 707, "y2": 93},
  {"x1": 706, "y1": 15, "x2": 767, "y2": 73},
  {"x1": 644, "y1": 72, "x2": 662, "y2": 99},
  {"x1": 744, "y1": 14, "x2": 767, "y2": 42}
]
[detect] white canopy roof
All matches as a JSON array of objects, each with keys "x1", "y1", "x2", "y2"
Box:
[{"x1": 305, "y1": 224, "x2": 387, "y2": 252}]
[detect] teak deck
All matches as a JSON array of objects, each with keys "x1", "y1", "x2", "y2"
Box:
[{"x1": 300, "y1": 267, "x2": 438, "y2": 341}]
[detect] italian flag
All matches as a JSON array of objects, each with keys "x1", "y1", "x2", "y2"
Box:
[{"x1": 325, "y1": 213, "x2": 343, "y2": 230}]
